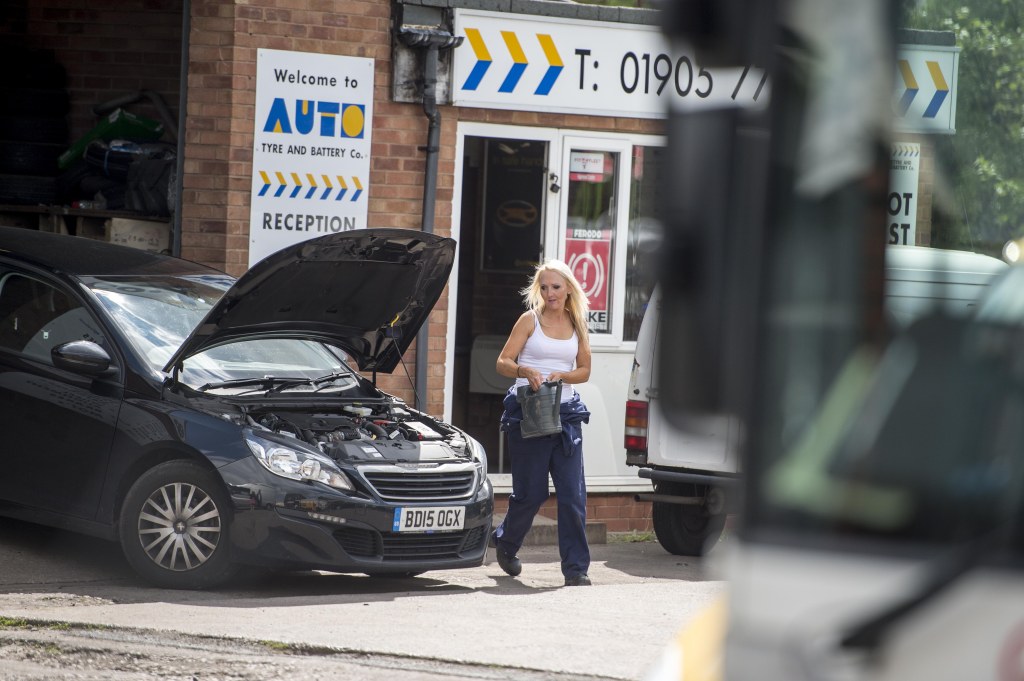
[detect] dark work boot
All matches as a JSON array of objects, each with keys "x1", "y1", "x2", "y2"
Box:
[
  {"x1": 491, "y1": 530, "x2": 521, "y2": 577},
  {"x1": 564, "y1": 573, "x2": 592, "y2": 586}
]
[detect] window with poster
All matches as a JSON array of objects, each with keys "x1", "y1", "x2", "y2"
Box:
[{"x1": 560, "y1": 136, "x2": 664, "y2": 345}]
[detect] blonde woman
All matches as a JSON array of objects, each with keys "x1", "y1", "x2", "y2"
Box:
[{"x1": 492, "y1": 259, "x2": 593, "y2": 586}]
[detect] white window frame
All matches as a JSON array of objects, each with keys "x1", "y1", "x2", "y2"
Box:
[
  {"x1": 557, "y1": 135, "x2": 633, "y2": 346},
  {"x1": 447, "y1": 123, "x2": 665, "y2": 415}
]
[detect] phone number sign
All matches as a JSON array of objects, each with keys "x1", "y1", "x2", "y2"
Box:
[{"x1": 452, "y1": 9, "x2": 768, "y2": 119}]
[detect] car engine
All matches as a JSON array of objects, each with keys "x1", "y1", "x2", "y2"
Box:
[{"x1": 247, "y1": 403, "x2": 472, "y2": 465}]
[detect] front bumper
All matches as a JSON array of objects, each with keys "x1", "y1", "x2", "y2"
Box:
[{"x1": 220, "y1": 457, "x2": 494, "y2": 574}]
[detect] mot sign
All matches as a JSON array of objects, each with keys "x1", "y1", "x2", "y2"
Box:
[{"x1": 888, "y1": 144, "x2": 920, "y2": 246}]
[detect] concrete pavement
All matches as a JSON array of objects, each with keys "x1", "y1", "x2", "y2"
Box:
[{"x1": 0, "y1": 518, "x2": 727, "y2": 680}]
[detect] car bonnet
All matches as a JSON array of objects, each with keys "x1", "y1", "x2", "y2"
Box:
[{"x1": 162, "y1": 228, "x2": 456, "y2": 374}]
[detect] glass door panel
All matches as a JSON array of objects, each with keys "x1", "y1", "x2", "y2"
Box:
[
  {"x1": 624, "y1": 144, "x2": 665, "y2": 341},
  {"x1": 563, "y1": 147, "x2": 620, "y2": 337}
]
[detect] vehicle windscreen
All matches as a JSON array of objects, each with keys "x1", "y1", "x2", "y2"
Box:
[
  {"x1": 88, "y1": 274, "x2": 357, "y2": 392},
  {"x1": 711, "y1": 1, "x2": 1024, "y2": 554}
]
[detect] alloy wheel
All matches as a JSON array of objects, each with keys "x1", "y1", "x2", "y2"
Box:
[{"x1": 137, "y1": 481, "x2": 223, "y2": 572}]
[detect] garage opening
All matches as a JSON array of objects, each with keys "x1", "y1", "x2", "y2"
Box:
[{"x1": 452, "y1": 135, "x2": 549, "y2": 473}]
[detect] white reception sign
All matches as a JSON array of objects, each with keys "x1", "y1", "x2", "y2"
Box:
[{"x1": 249, "y1": 49, "x2": 374, "y2": 267}]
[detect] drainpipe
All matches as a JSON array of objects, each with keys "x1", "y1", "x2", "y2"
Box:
[
  {"x1": 397, "y1": 27, "x2": 463, "y2": 412},
  {"x1": 173, "y1": 0, "x2": 191, "y2": 257}
]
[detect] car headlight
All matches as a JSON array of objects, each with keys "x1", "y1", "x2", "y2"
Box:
[
  {"x1": 244, "y1": 430, "x2": 354, "y2": 492},
  {"x1": 466, "y1": 435, "x2": 488, "y2": 480}
]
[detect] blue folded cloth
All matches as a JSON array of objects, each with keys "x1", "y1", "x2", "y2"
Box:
[{"x1": 501, "y1": 388, "x2": 591, "y2": 456}]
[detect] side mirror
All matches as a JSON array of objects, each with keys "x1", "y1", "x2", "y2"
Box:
[{"x1": 51, "y1": 340, "x2": 115, "y2": 377}]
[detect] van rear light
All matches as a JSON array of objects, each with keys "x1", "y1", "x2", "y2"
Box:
[{"x1": 624, "y1": 400, "x2": 649, "y2": 451}]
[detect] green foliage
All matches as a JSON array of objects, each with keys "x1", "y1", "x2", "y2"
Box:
[
  {"x1": 0, "y1": 616, "x2": 28, "y2": 628},
  {"x1": 259, "y1": 639, "x2": 294, "y2": 651},
  {"x1": 608, "y1": 529, "x2": 656, "y2": 543},
  {"x1": 907, "y1": 0, "x2": 1024, "y2": 253}
]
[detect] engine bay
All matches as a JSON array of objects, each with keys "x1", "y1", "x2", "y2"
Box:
[{"x1": 246, "y1": 402, "x2": 471, "y2": 465}]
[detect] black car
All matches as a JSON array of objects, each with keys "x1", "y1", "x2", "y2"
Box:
[{"x1": 0, "y1": 226, "x2": 492, "y2": 588}]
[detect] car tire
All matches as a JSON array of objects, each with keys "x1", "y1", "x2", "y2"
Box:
[
  {"x1": 119, "y1": 460, "x2": 237, "y2": 590},
  {"x1": 652, "y1": 484, "x2": 726, "y2": 557}
]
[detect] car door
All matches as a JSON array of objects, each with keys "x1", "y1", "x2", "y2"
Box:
[{"x1": 0, "y1": 267, "x2": 122, "y2": 519}]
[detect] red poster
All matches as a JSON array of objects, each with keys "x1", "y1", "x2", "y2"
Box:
[{"x1": 565, "y1": 237, "x2": 610, "y2": 331}]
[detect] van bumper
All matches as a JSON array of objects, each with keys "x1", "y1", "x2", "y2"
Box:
[{"x1": 639, "y1": 468, "x2": 742, "y2": 487}]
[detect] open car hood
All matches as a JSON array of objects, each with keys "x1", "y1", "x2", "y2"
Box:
[{"x1": 163, "y1": 229, "x2": 456, "y2": 374}]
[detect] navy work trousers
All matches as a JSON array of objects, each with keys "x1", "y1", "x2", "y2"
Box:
[{"x1": 493, "y1": 426, "x2": 590, "y2": 579}]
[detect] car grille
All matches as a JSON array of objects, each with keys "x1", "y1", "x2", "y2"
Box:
[
  {"x1": 333, "y1": 525, "x2": 487, "y2": 561},
  {"x1": 359, "y1": 466, "x2": 477, "y2": 502}
]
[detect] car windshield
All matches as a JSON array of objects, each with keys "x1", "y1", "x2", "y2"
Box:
[
  {"x1": 973, "y1": 264, "x2": 1024, "y2": 323},
  {"x1": 88, "y1": 274, "x2": 356, "y2": 392},
  {"x1": 728, "y1": 2, "x2": 1024, "y2": 552}
]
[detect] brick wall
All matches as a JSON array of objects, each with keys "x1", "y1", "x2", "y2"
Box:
[
  {"x1": 183, "y1": 1, "x2": 666, "y2": 418},
  {"x1": 184, "y1": 0, "x2": 460, "y2": 414},
  {"x1": 909, "y1": 132, "x2": 933, "y2": 246},
  {"x1": 10, "y1": 0, "x2": 183, "y2": 146},
  {"x1": 493, "y1": 492, "x2": 654, "y2": 534},
  {"x1": 4, "y1": 0, "x2": 666, "y2": 420}
]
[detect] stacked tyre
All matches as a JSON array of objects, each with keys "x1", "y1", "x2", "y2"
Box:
[{"x1": 0, "y1": 47, "x2": 69, "y2": 206}]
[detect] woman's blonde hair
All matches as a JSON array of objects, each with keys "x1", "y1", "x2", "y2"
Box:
[{"x1": 520, "y1": 259, "x2": 590, "y2": 340}]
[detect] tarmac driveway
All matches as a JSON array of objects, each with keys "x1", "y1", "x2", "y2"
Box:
[{"x1": 0, "y1": 518, "x2": 726, "y2": 680}]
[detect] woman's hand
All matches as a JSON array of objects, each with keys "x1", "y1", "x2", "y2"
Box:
[
  {"x1": 520, "y1": 366, "x2": 544, "y2": 391},
  {"x1": 546, "y1": 371, "x2": 568, "y2": 385}
]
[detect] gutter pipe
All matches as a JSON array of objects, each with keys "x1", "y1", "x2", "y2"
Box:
[{"x1": 397, "y1": 28, "x2": 463, "y2": 412}]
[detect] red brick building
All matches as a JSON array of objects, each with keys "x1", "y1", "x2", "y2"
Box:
[{"x1": 0, "y1": 0, "x2": 699, "y2": 533}]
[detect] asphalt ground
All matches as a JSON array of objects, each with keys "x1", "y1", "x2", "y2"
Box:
[{"x1": 0, "y1": 518, "x2": 727, "y2": 680}]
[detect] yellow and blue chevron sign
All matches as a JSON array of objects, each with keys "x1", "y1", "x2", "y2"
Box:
[
  {"x1": 461, "y1": 27, "x2": 564, "y2": 96},
  {"x1": 896, "y1": 60, "x2": 948, "y2": 118},
  {"x1": 893, "y1": 46, "x2": 959, "y2": 134},
  {"x1": 452, "y1": 9, "x2": 769, "y2": 120},
  {"x1": 257, "y1": 171, "x2": 364, "y2": 202}
]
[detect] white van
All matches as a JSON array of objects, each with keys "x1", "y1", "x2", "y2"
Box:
[
  {"x1": 625, "y1": 246, "x2": 1007, "y2": 556},
  {"x1": 625, "y1": 284, "x2": 740, "y2": 556},
  {"x1": 885, "y1": 245, "x2": 1009, "y2": 325}
]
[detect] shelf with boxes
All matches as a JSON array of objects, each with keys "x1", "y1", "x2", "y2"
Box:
[{"x1": 0, "y1": 204, "x2": 170, "y2": 254}]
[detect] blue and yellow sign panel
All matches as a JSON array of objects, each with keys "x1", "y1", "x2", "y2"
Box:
[
  {"x1": 249, "y1": 49, "x2": 374, "y2": 266},
  {"x1": 452, "y1": 9, "x2": 768, "y2": 119},
  {"x1": 893, "y1": 45, "x2": 959, "y2": 134}
]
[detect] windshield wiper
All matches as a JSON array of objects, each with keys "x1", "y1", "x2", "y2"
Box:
[
  {"x1": 266, "y1": 371, "x2": 352, "y2": 394},
  {"x1": 196, "y1": 376, "x2": 310, "y2": 393}
]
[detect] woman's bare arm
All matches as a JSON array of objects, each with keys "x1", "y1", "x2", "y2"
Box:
[{"x1": 496, "y1": 311, "x2": 535, "y2": 381}]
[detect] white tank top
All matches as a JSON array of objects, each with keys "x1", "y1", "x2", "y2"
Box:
[{"x1": 514, "y1": 312, "x2": 578, "y2": 402}]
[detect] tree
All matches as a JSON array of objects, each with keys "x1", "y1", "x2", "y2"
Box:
[{"x1": 907, "y1": 0, "x2": 1024, "y2": 255}]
